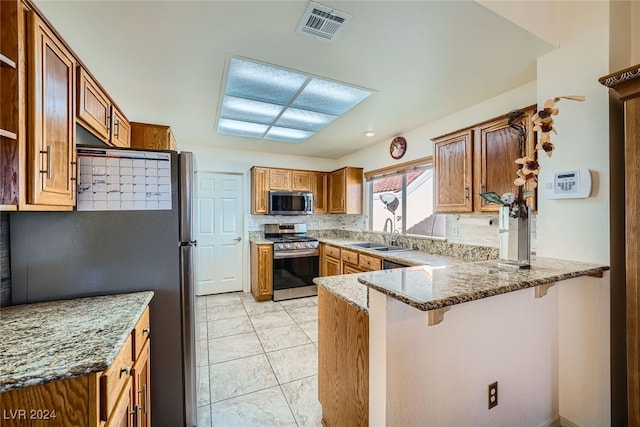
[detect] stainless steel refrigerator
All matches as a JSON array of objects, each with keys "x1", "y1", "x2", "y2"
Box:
[{"x1": 9, "y1": 149, "x2": 197, "y2": 427}]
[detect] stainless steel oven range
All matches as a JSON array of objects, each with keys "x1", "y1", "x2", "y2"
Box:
[{"x1": 264, "y1": 223, "x2": 319, "y2": 302}]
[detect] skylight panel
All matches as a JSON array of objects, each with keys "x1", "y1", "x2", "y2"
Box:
[
  {"x1": 276, "y1": 108, "x2": 337, "y2": 132},
  {"x1": 264, "y1": 127, "x2": 313, "y2": 143},
  {"x1": 220, "y1": 96, "x2": 283, "y2": 125},
  {"x1": 225, "y1": 58, "x2": 307, "y2": 105},
  {"x1": 291, "y1": 77, "x2": 372, "y2": 115},
  {"x1": 217, "y1": 118, "x2": 268, "y2": 138},
  {"x1": 216, "y1": 57, "x2": 373, "y2": 144}
]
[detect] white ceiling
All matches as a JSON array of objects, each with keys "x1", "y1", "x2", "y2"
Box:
[{"x1": 35, "y1": 0, "x2": 554, "y2": 159}]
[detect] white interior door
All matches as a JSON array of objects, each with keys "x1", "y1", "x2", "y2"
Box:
[{"x1": 194, "y1": 172, "x2": 244, "y2": 295}]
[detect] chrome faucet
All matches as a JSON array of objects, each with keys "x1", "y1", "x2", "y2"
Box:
[{"x1": 383, "y1": 218, "x2": 394, "y2": 246}]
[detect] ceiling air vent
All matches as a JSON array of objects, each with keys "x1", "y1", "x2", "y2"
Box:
[{"x1": 295, "y1": 1, "x2": 353, "y2": 42}]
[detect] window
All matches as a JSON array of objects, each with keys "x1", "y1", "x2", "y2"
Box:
[{"x1": 366, "y1": 158, "x2": 445, "y2": 239}]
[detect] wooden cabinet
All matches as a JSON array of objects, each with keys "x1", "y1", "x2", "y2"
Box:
[
  {"x1": 320, "y1": 243, "x2": 341, "y2": 277},
  {"x1": 0, "y1": 0, "x2": 20, "y2": 209},
  {"x1": 269, "y1": 168, "x2": 291, "y2": 190},
  {"x1": 318, "y1": 286, "x2": 369, "y2": 426},
  {"x1": 433, "y1": 106, "x2": 536, "y2": 214},
  {"x1": 26, "y1": 10, "x2": 76, "y2": 208},
  {"x1": 250, "y1": 242, "x2": 273, "y2": 301},
  {"x1": 251, "y1": 167, "x2": 269, "y2": 214},
  {"x1": 328, "y1": 167, "x2": 363, "y2": 214},
  {"x1": 0, "y1": 305, "x2": 151, "y2": 427},
  {"x1": 250, "y1": 166, "x2": 361, "y2": 215},
  {"x1": 292, "y1": 170, "x2": 311, "y2": 191},
  {"x1": 358, "y1": 253, "x2": 382, "y2": 271},
  {"x1": 130, "y1": 122, "x2": 177, "y2": 151},
  {"x1": 311, "y1": 171, "x2": 328, "y2": 214},
  {"x1": 601, "y1": 64, "x2": 640, "y2": 426},
  {"x1": 76, "y1": 66, "x2": 131, "y2": 148},
  {"x1": 434, "y1": 130, "x2": 473, "y2": 213}
]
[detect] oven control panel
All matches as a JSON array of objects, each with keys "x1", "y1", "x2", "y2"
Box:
[{"x1": 274, "y1": 241, "x2": 319, "y2": 251}]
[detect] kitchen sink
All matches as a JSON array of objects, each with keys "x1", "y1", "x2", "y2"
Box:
[
  {"x1": 347, "y1": 242, "x2": 413, "y2": 252},
  {"x1": 348, "y1": 242, "x2": 387, "y2": 249},
  {"x1": 371, "y1": 246, "x2": 413, "y2": 252}
]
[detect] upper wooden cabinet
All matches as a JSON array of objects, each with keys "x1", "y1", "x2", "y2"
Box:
[
  {"x1": 130, "y1": 122, "x2": 177, "y2": 151},
  {"x1": 311, "y1": 172, "x2": 328, "y2": 214},
  {"x1": 77, "y1": 66, "x2": 130, "y2": 148},
  {"x1": 433, "y1": 106, "x2": 537, "y2": 214},
  {"x1": 251, "y1": 167, "x2": 269, "y2": 214},
  {"x1": 328, "y1": 167, "x2": 363, "y2": 214},
  {"x1": 0, "y1": 0, "x2": 20, "y2": 210},
  {"x1": 433, "y1": 130, "x2": 473, "y2": 213},
  {"x1": 26, "y1": 10, "x2": 76, "y2": 208},
  {"x1": 292, "y1": 170, "x2": 311, "y2": 191},
  {"x1": 269, "y1": 169, "x2": 291, "y2": 190},
  {"x1": 250, "y1": 167, "x2": 337, "y2": 215}
]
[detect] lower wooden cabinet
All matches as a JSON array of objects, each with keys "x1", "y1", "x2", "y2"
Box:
[
  {"x1": 320, "y1": 244, "x2": 341, "y2": 277},
  {"x1": 251, "y1": 242, "x2": 273, "y2": 301},
  {"x1": 318, "y1": 286, "x2": 369, "y2": 426},
  {"x1": 320, "y1": 243, "x2": 382, "y2": 276},
  {"x1": 0, "y1": 305, "x2": 151, "y2": 427}
]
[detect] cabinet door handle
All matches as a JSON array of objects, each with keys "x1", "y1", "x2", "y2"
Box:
[
  {"x1": 107, "y1": 115, "x2": 112, "y2": 136},
  {"x1": 142, "y1": 327, "x2": 150, "y2": 336},
  {"x1": 120, "y1": 365, "x2": 131, "y2": 376},
  {"x1": 464, "y1": 186, "x2": 469, "y2": 200},
  {"x1": 114, "y1": 120, "x2": 120, "y2": 139},
  {"x1": 128, "y1": 408, "x2": 136, "y2": 427},
  {"x1": 139, "y1": 383, "x2": 148, "y2": 413},
  {"x1": 40, "y1": 146, "x2": 52, "y2": 179}
]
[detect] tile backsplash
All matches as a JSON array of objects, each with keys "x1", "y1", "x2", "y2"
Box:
[
  {"x1": 1, "y1": 212, "x2": 10, "y2": 306},
  {"x1": 249, "y1": 214, "x2": 365, "y2": 232}
]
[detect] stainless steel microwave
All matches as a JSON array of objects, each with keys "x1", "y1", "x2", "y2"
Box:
[{"x1": 268, "y1": 191, "x2": 313, "y2": 215}]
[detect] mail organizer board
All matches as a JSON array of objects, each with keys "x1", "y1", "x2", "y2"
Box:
[{"x1": 77, "y1": 148, "x2": 172, "y2": 211}]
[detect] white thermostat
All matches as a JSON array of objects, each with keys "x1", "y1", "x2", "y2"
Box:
[{"x1": 544, "y1": 168, "x2": 592, "y2": 199}]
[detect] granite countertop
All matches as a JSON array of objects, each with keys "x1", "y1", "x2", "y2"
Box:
[
  {"x1": 313, "y1": 238, "x2": 609, "y2": 314},
  {"x1": 314, "y1": 273, "x2": 370, "y2": 313},
  {"x1": 249, "y1": 237, "x2": 274, "y2": 245},
  {"x1": 358, "y1": 257, "x2": 609, "y2": 311},
  {"x1": 0, "y1": 291, "x2": 154, "y2": 393}
]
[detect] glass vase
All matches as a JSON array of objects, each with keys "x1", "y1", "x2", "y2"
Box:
[{"x1": 498, "y1": 205, "x2": 531, "y2": 269}]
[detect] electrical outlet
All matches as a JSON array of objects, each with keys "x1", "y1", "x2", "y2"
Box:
[
  {"x1": 450, "y1": 225, "x2": 459, "y2": 237},
  {"x1": 488, "y1": 381, "x2": 498, "y2": 409}
]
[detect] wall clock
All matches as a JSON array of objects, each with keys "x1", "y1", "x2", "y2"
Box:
[{"x1": 390, "y1": 136, "x2": 407, "y2": 159}]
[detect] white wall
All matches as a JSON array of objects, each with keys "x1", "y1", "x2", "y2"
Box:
[
  {"x1": 369, "y1": 284, "x2": 560, "y2": 426},
  {"x1": 633, "y1": 1, "x2": 640, "y2": 65}
]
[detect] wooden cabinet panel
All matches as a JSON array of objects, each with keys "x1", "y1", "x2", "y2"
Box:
[
  {"x1": 250, "y1": 242, "x2": 273, "y2": 301},
  {"x1": 130, "y1": 122, "x2": 176, "y2": 151},
  {"x1": 100, "y1": 334, "x2": 133, "y2": 421},
  {"x1": 0, "y1": 0, "x2": 20, "y2": 209},
  {"x1": 111, "y1": 107, "x2": 130, "y2": 148},
  {"x1": 0, "y1": 375, "x2": 95, "y2": 426},
  {"x1": 318, "y1": 286, "x2": 369, "y2": 426},
  {"x1": 77, "y1": 66, "x2": 110, "y2": 142},
  {"x1": 251, "y1": 167, "x2": 269, "y2": 214},
  {"x1": 358, "y1": 253, "x2": 381, "y2": 271},
  {"x1": 476, "y1": 107, "x2": 536, "y2": 213},
  {"x1": 322, "y1": 255, "x2": 341, "y2": 277},
  {"x1": 311, "y1": 172, "x2": 328, "y2": 214},
  {"x1": 292, "y1": 170, "x2": 311, "y2": 191},
  {"x1": 27, "y1": 11, "x2": 76, "y2": 207},
  {"x1": 323, "y1": 244, "x2": 341, "y2": 260},
  {"x1": 269, "y1": 169, "x2": 291, "y2": 190},
  {"x1": 132, "y1": 306, "x2": 150, "y2": 360},
  {"x1": 341, "y1": 249, "x2": 358, "y2": 266},
  {"x1": 105, "y1": 377, "x2": 134, "y2": 427},
  {"x1": 133, "y1": 339, "x2": 151, "y2": 427},
  {"x1": 342, "y1": 264, "x2": 362, "y2": 274},
  {"x1": 433, "y1": 129, "x2": 472, "y2": 213},
  {"x1": 328, "y1": 167, "x2": 363, "y2": 214}
]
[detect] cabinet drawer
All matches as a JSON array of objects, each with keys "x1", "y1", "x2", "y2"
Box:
[
  {"x1": 132, "y1": 306, "x2": 150, "y2": 360},
  {"x1": 100, "y1": 334, "x2": 134, "y2": 421},
  {"x1": 341, "y1": 249, "x2": 358, "y2": 265},
  {"x1": 324, "y1": 245, "x2": 341, "y2": 259},
  {"x1": 359, "y1": 254, "x2": 382, "y2": 271}
]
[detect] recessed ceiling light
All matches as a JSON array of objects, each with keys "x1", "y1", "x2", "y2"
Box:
[
  {"x1": 216, "y1": 57, "x2": 374, "y2": 144},
  {"x1": 363, "y1": 131, "x2": 375, "y2": 137}
]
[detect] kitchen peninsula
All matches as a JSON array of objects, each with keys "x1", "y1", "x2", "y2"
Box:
[{"x1": 313, "y1": 240, "x2": 609, "y2": 426}]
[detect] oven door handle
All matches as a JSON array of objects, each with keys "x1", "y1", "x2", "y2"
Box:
[{"x1": 273, "y1": 249, "x2": 319, "y2": 259}]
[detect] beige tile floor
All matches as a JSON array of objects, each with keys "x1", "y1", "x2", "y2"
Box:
[{"x1": 195, "y1": 292, "x2": 322, "y2": 427}]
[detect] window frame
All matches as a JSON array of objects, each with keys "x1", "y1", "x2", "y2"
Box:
[{"x1": 365, "y1": 156, "x2": 444, "y2": 239}]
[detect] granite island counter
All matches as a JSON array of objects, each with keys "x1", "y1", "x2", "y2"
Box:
[{"x1": 313, "y1": 237, "x2": 610, "y2": 427}]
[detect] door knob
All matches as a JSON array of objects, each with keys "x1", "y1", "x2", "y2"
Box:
[{"x1": 234, "y1": 236, "x2": 242, "y2": 242}]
